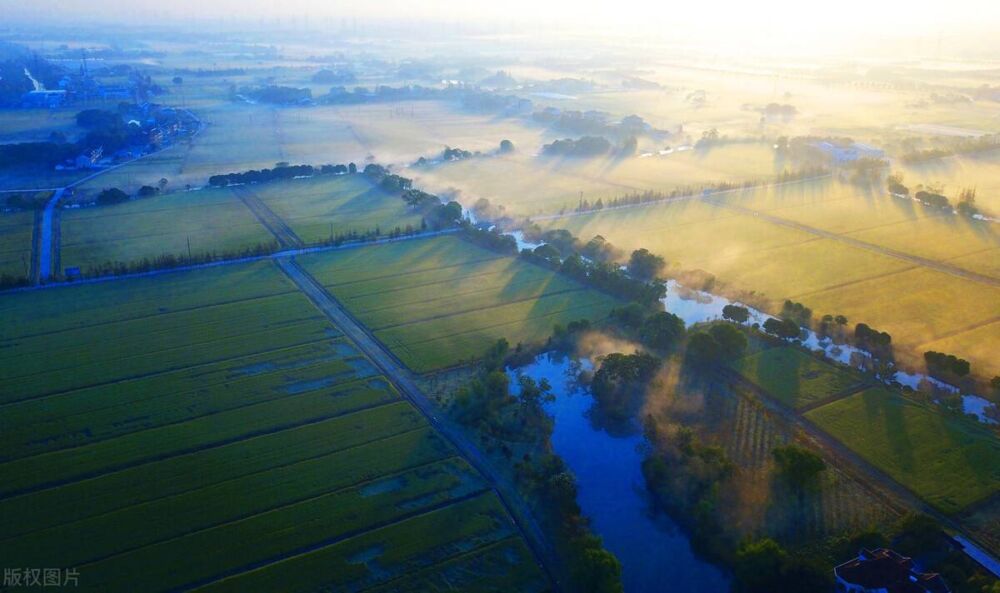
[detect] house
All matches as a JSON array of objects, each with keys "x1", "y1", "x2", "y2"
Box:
[
  {"x1": 812, "y1": 141, "x2": 885, "y2": 163},
  {"x1": 834, "y1": 548, "x2": 951, "y2": 593}
]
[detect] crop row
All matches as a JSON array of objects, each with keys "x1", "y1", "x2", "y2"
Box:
[
  {"x1": 2, "y1": 427, "x2": 454, "y2": 569},
  {"x1": 0, "y1": 380, "x2": 400, "y2": 502},
  {"x1": 0, "y1": 340, "x2": 374, "y2": 461}
]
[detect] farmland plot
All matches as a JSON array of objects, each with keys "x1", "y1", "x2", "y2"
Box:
[
  {"x1": 805, "y1": 387, "x2": 1000, "y2": 514},
  {"x1": 0, "y1": 210, "x2": 34, "y2": 277},
  {"x1": 250, "y1": 174, "x2": 423, "y2": 243},
  {"x1": 60, "y1": 185, "x2": 274, "y2": 272},
  {"x1": 732, "y1": 347, "x2": 865, "y2": 410},
  {"x1": 297, "y1": 234, "x2": 622, "y2": 372},
  {"x1": 0, "y1": 259, "x2": 548, "y2": 592}
]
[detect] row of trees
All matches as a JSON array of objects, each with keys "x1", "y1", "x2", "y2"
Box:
[{"x1": 208, "y1": 163, "x2": 355, "y2": 187}]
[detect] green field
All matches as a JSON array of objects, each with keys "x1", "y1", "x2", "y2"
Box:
[
  {"x1": 732, "y1": 347, "x2": 865, "y2": 409},
  {"x1": 0, "y1": 210, "x2": 34, "y2": 277},
  {"x1": 805, "y1": 387, "x2": 1000, "y2": 513},
  {"x1": 251, "y1": 174, "x2": 423, "y2": 243},
  {"x1": 297, "y1": 234, "x2": 622, "y2": 372},
  {"x1": 59, "y1": 186, "x2": 273, "y2": 272},
  {"x1": 0, "y1": 260, "x2": 548, "y2": 592}
]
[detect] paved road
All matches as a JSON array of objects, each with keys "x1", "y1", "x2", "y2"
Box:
[
  {"x1": 30, "y1": 108, "x2": 204, "y2": 283},
  {"x1": 232, "y1": 185, "x2": 303, "y2": 248},
  {"x1": 37, "y1": 188, "x2": 64, "y2": 281},
  {"x1": 703, "y1": 197, "x2": 1000, "y2": 288},
  {"x1": 276, "y1": 257, "x2": 563, "y2": 592}
]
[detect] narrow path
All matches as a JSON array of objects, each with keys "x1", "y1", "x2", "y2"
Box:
[
  {"x1": 275, "y1": 257, "x2": 563, "y2": 592},
  {"x1": 232, "y1": 185, "x2": 303, "y2": 249}
]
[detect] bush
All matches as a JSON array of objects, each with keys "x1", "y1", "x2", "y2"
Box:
[{"x1": 97, "y1": 188, "x2": 129, "y2": 205}]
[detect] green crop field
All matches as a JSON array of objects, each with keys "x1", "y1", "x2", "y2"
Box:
[
  {"x1": 297, "y1": 234, "x2": 622, "y2": 372},
  {"x1": 0, "y1": 210, "x2": 34, "y2": 277},
  {"x1": 250, "y1": 174, "x2": 423, "y2": 243},
  {"x1": 805, "y1": 387, "x2": 1000, "y2": 513},
  {"x1": 732, "y1": 346, "x2": 865, "y2": 409},
  {"x1": 0, "y1": 260, "x2": 548, "y2": 592},
  {"x1": 59, "y1": 186, "x2": 274, "y2": 272}
]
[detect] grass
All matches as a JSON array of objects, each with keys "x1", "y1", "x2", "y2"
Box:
[
  {"x1": 297, "y1": 234, "x2": 622, "y2": 372},
  {"x1": 0, "y1": 258, "x2": 547, "y2": 591},
  {"x1": 0, "y1": 210, "x2": 34, "y2": 277},
  {"x1": 732, "y1": 346, "x2": 865, "y2": 409},
  {"x1": 59, "y1": 186, "x2": 274, "y2": 271},
  {"x1": 250, "y1": 174, "x2": 424, "y2": 242},
  {"x1": 805, "y1": 387, "x2": 1000, "y2": 513}
]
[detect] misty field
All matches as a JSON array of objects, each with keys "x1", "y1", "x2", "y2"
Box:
[
  {"x1": 250, "y1": 174, "x2": 423, "y2": 243},
  {"x1": 805, "y1": 387, "x2": 1000, "y2": 514},
  {"x1": 59, "y1": 186, "x2": 274, "y2": 272},
  {"x1": 538, "y1": 179, "x2": 1000, "y2": 377},
  {"x1": 0, "y1": 260, "x2": 547, "y2": 592},
  {"x1": 297, "y1": 234, "x2": 622, "y2": 372}
]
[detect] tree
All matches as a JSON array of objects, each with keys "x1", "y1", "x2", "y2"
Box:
[
  {"x1": 722, "y1": 304, "x2": 750, "y2": 324},
  {"x1": 772, "y1": 445, "x2": 826, "y2": 488},
  {"x1": 172, "y1": 76, "x2": 183, "y2": 85},
  {"x1": 96, "y1": 187, "x2": 129, "y2": 205},
  {"x1": 628, "y1": 248, "x2": 665, "y2": 281},
  {"x1": 685, "y1": 332, "x2": 721, "y2": 367},
  {"x1": 499, "y1": 139, "x2": 514, "y2": 153},
  {"x1": 348, "y1": 162, "x2": 357, "y2": 174},
  {"x1": 610, "y1": 302, "x2": 648, "y2": 329},
  {"x1": 573, "y1": 546, "x2": 624, "y2": 593},
  {"x1": 640, "y1": 311, "x2": 685, "y2": 350},
  {"x1": 708, "y1": 323, "x2": 747, "y2": 359},
  {"x1": 763, "y1": 317, "x2": 800, "y2": 340},
  {"x1": 137, "y1": 185, "x2": 158, "y2": 197},
  {"x1": 733, "y1": 538, "x2": 787, "y2": 593}
]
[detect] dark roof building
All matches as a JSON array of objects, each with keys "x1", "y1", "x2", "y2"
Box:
[{"x1": 834, "y1": 548, "x2": 951, "y2": 593}]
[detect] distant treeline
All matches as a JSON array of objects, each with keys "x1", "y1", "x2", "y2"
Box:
[
  {"x1": 568, "y1": 167, "x2": 828, "y2": 214},
  {"x1": 208, "y1": 163, "x2": 356, "y2": 187},
  {"x1": 175, "y1": 68, "x2": 247, "y2": 77},
  {"x1": 900, "y1": 135, "x2": 999, "y2": 163}
]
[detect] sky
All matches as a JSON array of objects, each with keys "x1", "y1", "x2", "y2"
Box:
[{"x1": 5, "y1": 0, "x2": 1000, "y2": 42}]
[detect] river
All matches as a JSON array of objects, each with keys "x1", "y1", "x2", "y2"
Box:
[{"x1": 509, "y1": 353, "x2": 731, "y2": 593}]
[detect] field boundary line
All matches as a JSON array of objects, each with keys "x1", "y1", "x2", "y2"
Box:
[
  {"x1": 232, "y1": 185, "x2": 303, "y2": 249},
  {"x1": 28, "y1": 209, "x2": 41, "y2": 283},
  {"x1": 2, "y1": 368, "x2": 379, "y2": 465},
  {"x1": 368, "y1": 287, "x2": 588, "y2": 332},
  {"x1": 1, "y1": 289, "x2": 310, "y2": 342},
  {"x1": 0, "y1": 427, "x2": 442, "y2": 550},
  {"x1": 703, "y1": 196, "x2": 1000, "y2": 287},
  {"x1": 6, "y1": 228, "x2": 460, "y2": 294},
  {"x1": 0, "y1": 400, "x2": 417, "y2": 503},
  {"x1": 73, "y1": 454, "x2": 467, "y2": 575},
  {"x1": 915, "y1": 315, "x2": 1000, "y2": 346},
  {"x1": 55, "y1": 451, "x2": 466, "y2": 573},
  {"x1": 168, "y1": 488, "x2": 496, "y2": 593},
  {"x1": 351, "y1": 535, "x2": 529, "y2": 593},
  {"x1": 723, "y1": 367, "x2": 1000, "y2": 565},
  {"x1": 797, "y1": 382, "x2": 874, "y2": 413},
  {"x1": 276, "y1": 257, "x2": 563, "y2": 591},
  {"x1": 0, "y1": 336, "x2": 341, "y2": 409}
]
